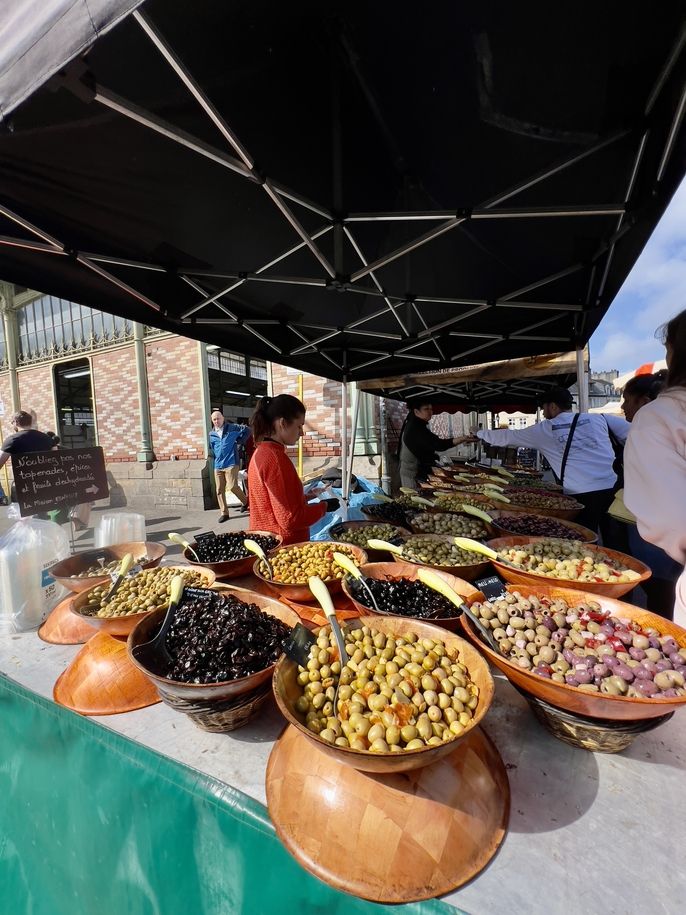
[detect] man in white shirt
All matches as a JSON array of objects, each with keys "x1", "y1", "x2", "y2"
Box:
[{"x1": 471, "y1": 387, "x2": 629, "y2": 537}]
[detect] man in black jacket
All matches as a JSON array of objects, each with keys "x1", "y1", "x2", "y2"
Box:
[{"x1": 398, "y1": 400, "x2": 470, "y2": 489}]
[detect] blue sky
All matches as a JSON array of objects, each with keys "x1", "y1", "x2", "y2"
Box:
[{"x1": 590, "y1": 177, "x2": 686, "y2": 373}]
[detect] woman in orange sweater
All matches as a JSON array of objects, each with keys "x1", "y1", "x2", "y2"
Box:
[{"x1": 248, "y1": 394, "x2": 339, "y2": 544}]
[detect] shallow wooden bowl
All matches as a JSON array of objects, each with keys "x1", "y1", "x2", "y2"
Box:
[
  {"x1": 341, "y1": 560, "x2": 483, "y2": 631},
  {"x1": 391, "y1": 533, "x2": 491, "y2": 582},
  {"x1": 38, "y1": 594, "x2": 98, "y2": 644},
  {"x1": 485, "y1": 535, "x2": 651, "y2": 599},
  {"x1": 328, "y1": 520, "x2": 410, "y2": 562},
  {"x1": 70, "y1": 564, "x2": 217, "y2": 637},
  {"x1": 49, "y1": 542, "x2": 167, "y2": 593},
  {"x1": 128, "y1": 586, "x2": 300, "y2": 701},
  {"x1": 495, "y1": 498, "x2": 583, "y2": 521},
  {"x1": 273, "y1": 614, "x2": 494, "y2": 773},
  {"x1": 182, "y1": 530, "x2": 282, "y2": 579},
  {"x1": 406, "y1": 509, "x2": 495, "y2": 539},
  {"x1": 488, "y1": 511, "x2": 597, "y2": 544},
  {"x1": 252, "y1": 541, "x2": 368, "y2": 602},
  {"x1": 460, "y1": 584, "x2": 686, "y2": 721}
]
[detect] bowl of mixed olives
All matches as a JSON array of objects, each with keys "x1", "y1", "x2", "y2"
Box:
[
  {"x1": 459, "y1": 585, "x2": 686, "y2": 721},
  {"x1": 341, "y1": 561, "x2": 483, "y2": 631},
  {"x1": 487, "y1": 536, "x2": 651, "y2": 598},
  {"x1": 272, "y1": 615, "x2": 494, "y2": 772},
  {"x1": 328, "y1": 520, "x2": 410, "y2": 561},
  {"x1": 71, "y1": 565, "x2": 216, "y2": 636},
  {"x1": 391, "y1": 534, "x2": 491, "y2": 580},
  {"x1": 129, "y1": 586, "x2": 300, "y2": 729},
  {"x1": 50, "y1": 542, "x2": 167, "y2": 593},
  {"x1": 252, "y1": 541, "x2": 368, "y2": 602},
  {"x1": 182, "y1": 530, "x2": 282, "y2": 579}
]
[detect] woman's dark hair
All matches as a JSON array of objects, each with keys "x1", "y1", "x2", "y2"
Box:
[
  {"x1": 623, "y1": 369, "x2": 667, "y2": 401},
  {"x1": 407, "y1": 398, "x2": 432, "y2": 410},
  {"x1": 658, "y1": 310, "x2": 686, "y2": 388},
  {"x1": 250, "y1": 394, "x2": 305, "y2": 441}
]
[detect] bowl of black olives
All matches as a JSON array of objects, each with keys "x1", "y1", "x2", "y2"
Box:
[
  {"x1": 341, "y1": 561, "x2": 484, "y2": 632},
  {"x1": 182, "y1": 530, "x2": 282, "y2": 579}
]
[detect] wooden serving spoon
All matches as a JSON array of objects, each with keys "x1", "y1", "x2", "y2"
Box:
[
  {"x1": 102, "y1": 552, "x2": 134, "y2": 603},
  {"x1": 333, "y1": 551, "x2": 381, "y2": 613},
  {"x1": 460, "y1": 504, "x2": 494, "y2": 523},
  {"x1": 132, "y1": 575, "x2": 185, "y2": 669},
  {"x1": 308, "y1": 575, "x2": 348, "y2": 711},
  {"x1": 168, "y1": 532, "x2": 200, "y2": 563},
  {"x1": 452, "y1": 537, "x2": 518, "y2": 569},
  {"x1": 416, "y1": 567, "x2": 499, "y2": 651},
  {"x1": 244, "y1": 538, "x2": 274, "y2": 579}
]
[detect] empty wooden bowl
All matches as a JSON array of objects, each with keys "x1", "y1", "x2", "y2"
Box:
[
  {"x1": 485, "y1": 535, "x2": 651, "y2": 599},
  {"x1": 460, "y1": 584, "x2": 686, "y2": 722},
  {"x1": 252, "y1": 540, "x2": 368, "y2": 602},
  {"x1": 49, "y1": 541, "x2": 167, "y2": 593},
  {"x1": 38, "y1": 594, "x2": 98, "y2": 644},
  {"x1": 328, "y1": 520, "x2": 410, "y2": 561},
  {"x1": 341, "y1": 560, "x2": 483, "y2": 631},
  {"x1": 488, "y1": 510, "x2": 597, "y2": 543},
  {"x1": 182, "y1": 530, "x2": 282, "y2": 579},
  {"x1": 391, "y1": 533, "x2": 491, "y2": 582},
  {"x1": 128, "y1": 587, "x2": 300, "y2": 730},
  {"x1": 70, "y1": 564, "x2": 216, "y2": 637},
  {"x1": 272, "y1": 614, "x2": 494, "y2": 773}
]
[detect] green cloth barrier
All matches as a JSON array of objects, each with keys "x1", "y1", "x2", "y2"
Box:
[{"x1": 0, "y1": 676, "x2": 464, "y2": 915}]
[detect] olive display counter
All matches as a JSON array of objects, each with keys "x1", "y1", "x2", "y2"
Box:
[{"x1": 1, "y1": 569, "x2": 685, "y2": 913}]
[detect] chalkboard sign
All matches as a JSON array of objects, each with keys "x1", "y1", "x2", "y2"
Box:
[
  {"x1": 473, "y1": 573, "x2": 508, "y2": 601},
  {"x1": 12, "y1": 446, "x2": 109, "y2": 518}
]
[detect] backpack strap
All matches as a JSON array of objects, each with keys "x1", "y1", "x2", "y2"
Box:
[{"x1": 558, "y1": 413, "x2": 580, "y2": 489}]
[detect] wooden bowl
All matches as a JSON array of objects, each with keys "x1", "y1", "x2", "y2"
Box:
[
  {"x1": 485, "y1": 535, "x2": 651, "y2": 599},
  {"x1": 272, "y1": 614, "x2": 494, "y2": 772},
  {"x1": 328, "y1": 520, "x2": 410, "y2": 562},
  {"x1": 38, "y1": 594, "x2": 98, "y2": 644},
  {"x1": 70, "y1": 565, "x2": 217, "y2": 637},
  {"x1": 488, "y1": 510, "x2": 597, "y2": 544},
  {"x1": 406, "y1": 509, "x2": 496, "y2": 539},
  {"x1": 49, "y1": 542, "x2": 167, "y2": 593},
  {"x1": 341, "y1": 560, "x2": 483, "y2": 631},
  {"x1": 251, "y1": 541, "x2": 368, "y2": 602},
  {"x1": 391, "y1": 533, "x2": 491, "y2": 581},
  {"x1": 182, "y1": 530, "x2": 282, "y2": 579},
  {"x1": 128, "y1": 586, "x2": 300, "y2": 704},
  {"x1": 494, "y1": 497, "x2": 583, "y2": 521},
  {"x1": 460, "y1": 584, "x2": 686, "y2": 721}
]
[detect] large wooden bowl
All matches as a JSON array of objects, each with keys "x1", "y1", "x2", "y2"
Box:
[
  {"x1": 485, "y1": 535, "x2": 651, "y2": 599},
  {"x1": 341, "y1": 560, "x2": 483, "y2": 631},
  {"x1": 70, "y1": 564, "x2": 217, "y2": 637},
  {"x1": 49, "y1": 542, "x2": 167, "y2": 593},
  {"x1": 273, "y1": 614, "x2": 494, "y2": 773},
  {"x1": 128, "y1": 586, "x2": 300, "y2": 701},
  {"x1": 391, "y1": 533, "x2": 491, "y2": 581},
  {"x1": 488, "y1": 511, "x2": 597, "y2": 544},
  {"x1": 460, "y1": 584, "x2": 686, "y2": 721},
  {"x1": 406, "y1": 509, "x2": 495, "y2": 539},
  {"x1": 252, "y1": 541, "x2": 368, "y2": 602},
  {"x1": 328, "y1": 520, "x2": 410, "y2": 562},
  {"x1": 182, "y1": 530, "x2": 282, "y2": 579},
  {"x1": 494, "y1": 496, "x2": 583, "y2": 521}
]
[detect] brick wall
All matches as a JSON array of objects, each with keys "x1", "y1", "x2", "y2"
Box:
[
  {"x1": 270, "y1": 363, "x2": 341, "y2": 457},
  {"x1": 92, "y1": 348, "x2": 140, "y2": 461},
  {"x1": 145, "y1": 337, "x2": 205, "y2": 460},
  {"x1": 16, "y1": 365, "x2": 56, "y2": 432},
  {"x1": 0, "y1": 373, "x2": 13, "y2": 434}
]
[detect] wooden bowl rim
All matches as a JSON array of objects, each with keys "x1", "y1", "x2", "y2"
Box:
[
  {"x1": 127, "y1": 585, "x2": 299, "y2": 689},
  {"x1": 49, "y1": 541, "x2": 167, "y2": 579},
  {"x1": 340, "y1": 567, "x2": 465, "y2": 624},
  {"x1": 273, "y1": 614, "x2": 494, "y2": 763},
  {"x1": 462, "y1": 587, "x2": 686, "y2": 711},
  {"x1": 488, "y1": 511, "x2": 597, "y2": 543},
  {"x1": 70, "y1": 564, "x2": 218, "y2": 625},
  {"x1": 251, "y1": 540, "x2": 369, "y2": 588},
  {"x1": 182, "y1": 530, "x2": 283, "y2": 568}
]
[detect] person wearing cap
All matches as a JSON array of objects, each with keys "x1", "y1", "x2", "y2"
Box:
[
  {"x1": 469, "y1": 387, "x2": 630, "y2": 537},
  {"x1": 398, "y1": 399, "x2": 473, "y2": 489}
]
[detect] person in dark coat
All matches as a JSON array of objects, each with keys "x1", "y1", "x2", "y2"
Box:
[{"x1": 398, "y1": 400, "x2": 470, "y2": 488}]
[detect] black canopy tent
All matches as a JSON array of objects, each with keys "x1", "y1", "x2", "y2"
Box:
[{"x1": 0, "y1": 0, "x2": 685, "y2": 385}]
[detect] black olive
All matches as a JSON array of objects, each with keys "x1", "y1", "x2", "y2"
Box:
[
  {"x1": 193, "y1": 532, "x2": 278, "y2": 563},
  {"x1": 348, "y1": 577, "x2": 457, "y2": 619}
]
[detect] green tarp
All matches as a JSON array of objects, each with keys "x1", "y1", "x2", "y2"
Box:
[{"x1": 0, "y1": 675, "x2": 464, "y2": 915}]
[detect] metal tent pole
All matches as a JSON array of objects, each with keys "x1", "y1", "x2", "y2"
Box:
[
  {"x1": 346, "y1": 383, "x2": 361, "y2": 499},
  {"x1": 378, "y1": 398, "x2": 391, "y2": 494},
  {"x1": 341, "y1": 381, "x2": 348, "y2": 502},
  {"x1": 576, "y1": 348, "x2": 589, "y2": 412}
]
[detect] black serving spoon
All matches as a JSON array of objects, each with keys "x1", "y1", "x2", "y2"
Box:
[{"x1": 132, "y1": 575, "x2": 185, "y2": 670}]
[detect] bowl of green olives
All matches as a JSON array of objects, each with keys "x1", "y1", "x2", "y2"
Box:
[
  {"x1": 459, "y1": 584, "x2": 686, "y2": 722},
  {"x1": 50, "y1": 542, "x2": 167, "y2": 593},
  {"x1": 70, "y1": 565, "x2": 216, "y2": 636},
  {"x1": 272, "y1": 615, "x2": 494, "y2": 772},
  {"x1": 182, "y1": 530, "x2": 282, "y2": 579},
  {"x1": 391, "y1": 534, "x2": 491, "y2": 581},
  {"x1": 328, "y1": 520, "x2": 410, "y2": 561},
  {"x1": 407, "y1": 510, "x2": 493, "y2": 539}
]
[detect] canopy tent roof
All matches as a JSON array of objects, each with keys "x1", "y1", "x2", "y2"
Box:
[
  {"x1": 0, "y1": 1, "x2": 685, "y2": 382},
  {"x1": 361, "y1": 350, "x2": 586, "y2": 414},
  {"x1": 613, "y1": 359, "x2": 668, "y2": 390}
]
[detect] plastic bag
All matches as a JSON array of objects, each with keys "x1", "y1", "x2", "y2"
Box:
[{"x1": 0, "y1": 519, "x2": 71, "y2": 632}]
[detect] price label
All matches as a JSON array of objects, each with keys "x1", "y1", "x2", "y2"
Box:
[
  {"x1": 473, "y1": 574, "x2": 508, "y2": 601},
  {"x1": 195, "y1": 531, "x2": 217, "y2": 542}
]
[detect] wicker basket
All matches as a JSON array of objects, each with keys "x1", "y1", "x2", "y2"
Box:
[
  {"x1": 158, "y1": 680, "x2": 273, "y2": 732},
  {"x1": 520, "y1": 689, "x2": 674, "y2": 753}
]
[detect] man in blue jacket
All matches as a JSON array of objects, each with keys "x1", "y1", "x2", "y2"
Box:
[{"x1": 209, "y1": 409, "x2": 250, "y2": 522}]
